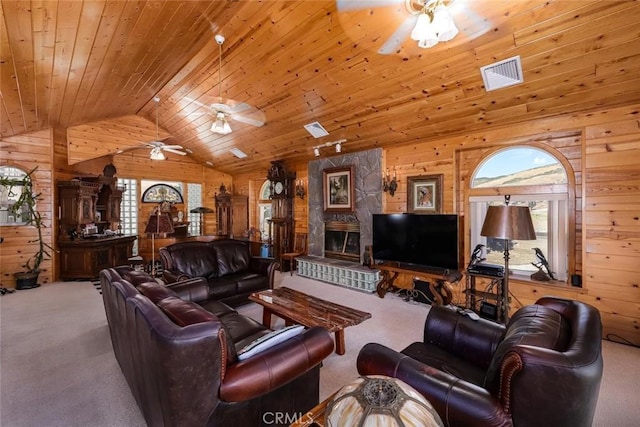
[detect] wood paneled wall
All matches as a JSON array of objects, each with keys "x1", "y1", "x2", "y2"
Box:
[
  {"x1": 582, "y1": 118, "x2": 640, "y2": 345},
  {"x1": 2, "y1": 104, "x2": 638, "y2": 345},
  {"x1": 230, "y1": 104, "x2": 639, "y2": 344},
  {"x1": 1, "y1": 129, "x2": 54, "y2": 288},
  {"x1": 234, "y1": 163, "x2": 309, "y2": 234},
  {"x1": 51, "y1": 133, "x2": 230, "y2": 270}
]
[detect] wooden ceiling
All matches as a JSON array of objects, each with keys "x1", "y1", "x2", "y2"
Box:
[{"x1": 2, "y1": 0, "x2": 640, "y2": 174}]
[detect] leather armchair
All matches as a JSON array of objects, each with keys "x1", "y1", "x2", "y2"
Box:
[{"x1": 357, "y1": 297, "x2": 603, "y2": 427}]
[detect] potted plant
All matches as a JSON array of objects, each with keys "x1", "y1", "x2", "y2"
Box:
[{"x1": 0, "y1": 167, "x2": 53, "y2": 289}]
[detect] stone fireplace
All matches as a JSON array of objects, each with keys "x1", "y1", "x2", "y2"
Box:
[
  {"x1": 307, "y1": 148, "x2": 383, "y2": 264},
  {"x1": 324, "y1": 221, "x2": 360, "y2": 262}
]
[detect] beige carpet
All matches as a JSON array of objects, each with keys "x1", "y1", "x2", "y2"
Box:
[{"x1": 1, "y1": 272, "x2": 638, "y2": 426}]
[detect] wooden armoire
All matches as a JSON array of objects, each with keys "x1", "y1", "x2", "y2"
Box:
[{"x1": 214, "y1": 184, "x2": 248, "y2": 238}]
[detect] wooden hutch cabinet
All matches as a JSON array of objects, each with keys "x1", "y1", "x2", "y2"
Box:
[
  {"x1": 214, "y1": 184, "x2": 248, "y2": 238},
  {"x1": 57, "y1": 164, "x2": 136, "y2": 280},
  {"x1": 58, "y1": 181, "x2": 99, "y2": 226}
]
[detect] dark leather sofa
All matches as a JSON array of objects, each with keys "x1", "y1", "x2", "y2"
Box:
[
  {"x1": 100, "y1": 266, "x2": 334, "y2": 427},
  {"x1": 159, "y1": 239, "x2": 277, "y2": 306},
  {"x1": 357, "y1": 297, "x2": 603, "y2": 427}
]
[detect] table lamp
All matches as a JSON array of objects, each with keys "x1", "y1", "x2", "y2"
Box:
[
  {"x1": 326, "y1": 375, "x2": 443, "y2": 427},
  {"x1": 144, "y1": 210, "x2": 174, "y2": 277},
  {"x1": 480, "y1": 196, "x2": 536, "y2": 322}
]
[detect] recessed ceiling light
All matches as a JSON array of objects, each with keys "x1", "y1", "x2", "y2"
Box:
[
  {"x1": 304, "y1": 121, "x2": 329, "y2": 138},
  {"x1": 230, "y1": 147, "x2": 247, "y2": 159}
]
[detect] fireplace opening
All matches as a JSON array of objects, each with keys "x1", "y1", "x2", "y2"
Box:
[{"x1": 324, "y1": 221, "x2": 360, "y2": 262}]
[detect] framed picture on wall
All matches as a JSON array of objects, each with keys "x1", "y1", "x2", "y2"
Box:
[
  {"x1": 323, "y1": 165, "x2": 355, "y2": 212},
  {"x1": 407, "y1": 174, "x2": 443, "y2": 214}
]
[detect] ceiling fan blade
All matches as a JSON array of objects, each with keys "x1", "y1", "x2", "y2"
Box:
[
  {"x1": 231, "y1": 113, "x2": 265, "y2": 127},
  {"x1": 336, "y1": 0, "x2": 403, "y2": 12},
  {"x1": 377, "y1": 15, "x2": 416, "y2": 55},
  {"x1": 450, "y1": 1, "x2": 492, "y2": 40},
  {"x1": 162, "y1": 144, "x2": 184, "y2": 150},
  {"x1": 228, "y1": 102, "x2": 252, "y2": 114},
  {"x1": 163, "y1": 148, "x2": 187, "y2": 156}
]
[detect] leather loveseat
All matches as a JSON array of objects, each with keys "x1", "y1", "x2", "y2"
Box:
[
  {"x1": 100, "y1": 266, "x2": 334, "y2": 427},
  {"x1": 357, "y1": 297, "x2": 603, "y2": 427},
  {"x1": 159, "y1": 239, "x2": 277, "y2": 306}
]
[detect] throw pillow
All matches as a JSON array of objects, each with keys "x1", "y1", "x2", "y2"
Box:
[{"x1": 237, "y1": 325, "x2": 305, "y2": 361}]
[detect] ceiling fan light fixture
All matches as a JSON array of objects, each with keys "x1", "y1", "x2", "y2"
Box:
[
  {"x1": 411, "y1": 13, "x2": 437, "y2": 46},
  {"x1": 409, "y1": 0, "x2": 457, "y2": 48},
  {"x1": 150, "y1": 147, "x2": 165, "y2": 161},
  {"x1": 433, "y1": 4, "x2": 458, "y2": 41},
  {"x1": 212, "y1": 112, "x2": 232, "y2": 134}
]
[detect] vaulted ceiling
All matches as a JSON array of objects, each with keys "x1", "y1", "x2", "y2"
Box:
[{"x1": 2, "y1": 0, "x2": 640, "y2": 174}]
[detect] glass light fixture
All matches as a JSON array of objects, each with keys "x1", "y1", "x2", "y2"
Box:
[
  {"x1": 409, "y1": 0, "x2": 458, "y2": 49},
  {"x1": 149, "y1": 147, "x2": 165, "y2": 161},
  {"x1": 411, "y1": 13, "x2": 438, "y2": 48},
  {"x1": 433, "y1": 4, "x2": 458, "y2": 41},
  {"x1": 313, "y1": 147, "x2": 321, "y2": 157},
  {"x1": 211, "y1": 112, "x2": 232, "y2": 134},
  {"x1": 335, "y1": 142, "x2": 342, "y2": 153}
]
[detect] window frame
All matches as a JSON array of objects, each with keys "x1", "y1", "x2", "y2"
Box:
[{"x1": 466, "y1": 145, "x2": 575, "y2": 284}]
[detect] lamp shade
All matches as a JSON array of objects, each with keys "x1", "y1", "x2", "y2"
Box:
[
  {"x1": 480, "y1": 205, "x2": 536, "y2": 240},
  {"x1": 144, "y1": 212, "x2": 175, "y2": 236},
  {"x1": 326, "y1": 375, "x2": 443, "y2": 427}
]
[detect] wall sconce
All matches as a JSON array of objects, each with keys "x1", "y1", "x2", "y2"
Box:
[
  {"x1": 295, "y1": 180, "x2": 306, "y2": 199},
  {"x1": 312, "y1": 139, "x2": 346, "y2": 157},
  {"x1": 383, "y1": 167, "x2": 398, "y2": 196}
]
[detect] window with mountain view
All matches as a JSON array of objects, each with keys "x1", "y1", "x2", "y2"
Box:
[{"x1": 469, "y1": 147, "x2": 569, "y2": 281}]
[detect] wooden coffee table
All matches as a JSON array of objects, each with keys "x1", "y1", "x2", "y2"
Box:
[{"x1": 249, "y1": 287, "x2": 371, "y2": 355}]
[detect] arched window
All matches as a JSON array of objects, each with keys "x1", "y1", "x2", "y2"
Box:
[
  {"x1": 0, "y1": 166, "x2": 30, "y2": 225},
  {"x1": 469, "y1": 147, "x2": 570, "y2": 281}
]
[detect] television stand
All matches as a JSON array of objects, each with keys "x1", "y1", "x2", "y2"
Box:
[{"x1": 373, "y1": 261, "x2": 462, "y2": 304}]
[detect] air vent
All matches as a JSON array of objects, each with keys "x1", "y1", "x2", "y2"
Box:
[
  {"x1": 480, "y1": 56, "x2": 523, "y2": 91},
  {"x1": 304, "y1": 121, "x2": 329, "y2": 138}
]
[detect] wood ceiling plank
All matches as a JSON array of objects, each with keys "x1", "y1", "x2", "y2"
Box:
[
  {"x1": 1, "y1": 0, "x2": 38, "y2": 134},
  {"x1": 514, "y1": 1, "x2": 636, "y2": 46},
  {"x1": 74, "y1": 0, "x2": 140, "y2": 121},
  {"x1": 31, "y1": 0, "x2": 59, "y2": 131},
  {"x1": 67, "y1": 115, "x2": 170, "y2": 164},
  {"x1": 67, "y1": 0, "x2": 127, "y2": 124},
  {"x1": 57, "y1": 0, "x2": 108, "y2": 125},
  {"x1": 47, "y1": 0, "x2": 84, "y2": 127}
]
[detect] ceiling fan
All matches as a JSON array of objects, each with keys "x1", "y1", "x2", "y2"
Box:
[
  {"x1": 205, "y1": 34, "x2": 265, "y2": 134},
  {"x1": 335, "y1": 0, "x2": 517, "y2": 55},
  {"x1": 145, "y1": 97, "x2": 187, "y2": 160}
]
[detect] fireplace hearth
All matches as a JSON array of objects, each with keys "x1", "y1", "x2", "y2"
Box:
[{"x1": 324, "y1": 221, "x2": 360, "y2": 262}]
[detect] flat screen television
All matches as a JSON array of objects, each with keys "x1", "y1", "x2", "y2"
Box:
[{"x1": 372, "y1": 213, "x2": 459, "y2": 272}]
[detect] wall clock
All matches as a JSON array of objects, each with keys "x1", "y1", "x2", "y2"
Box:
[{"x1": 274, "y1": 182, "x2": 284, "y2": 195}]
